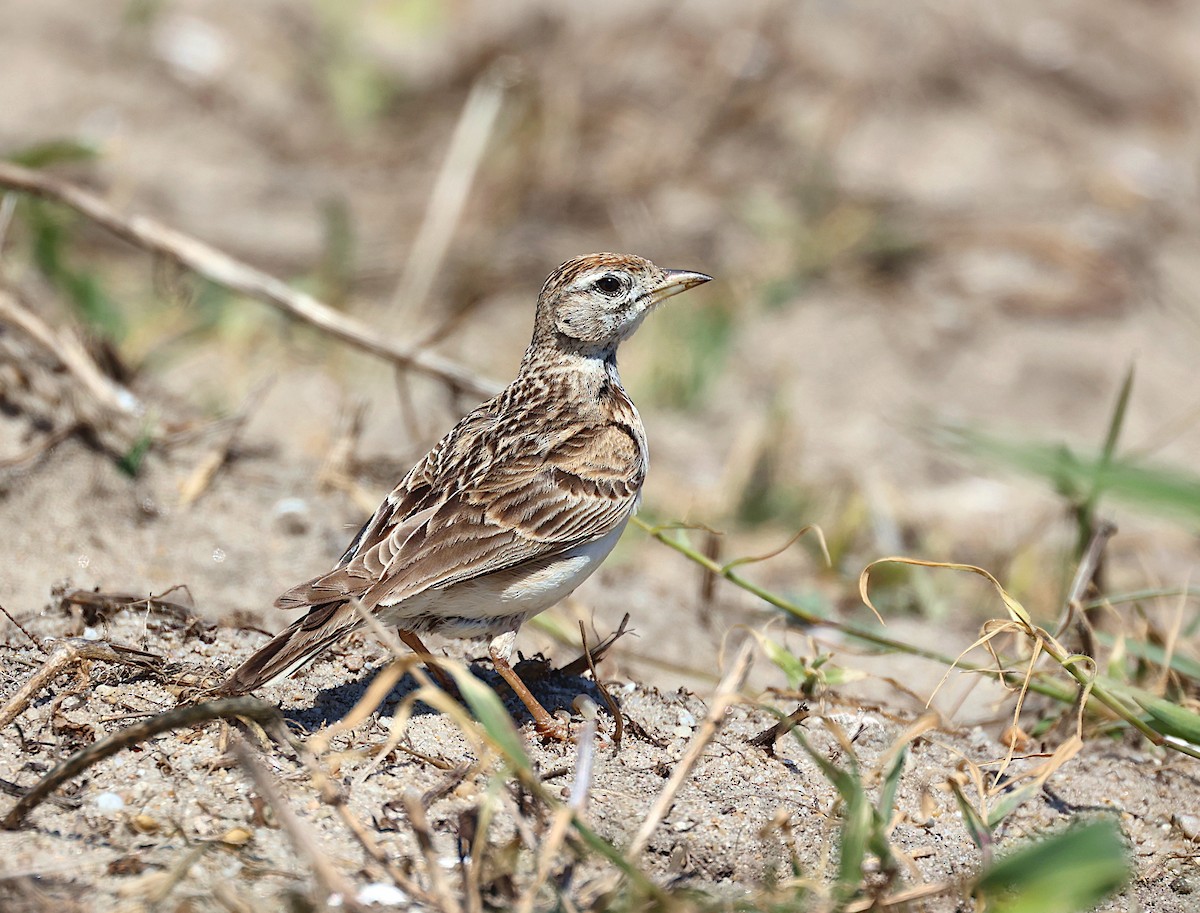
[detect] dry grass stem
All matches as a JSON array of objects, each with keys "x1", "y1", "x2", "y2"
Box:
[
  {"x1": 178, "y1": 378, "x2": 272, "y2": 507},
  {"x1": 390, "y1": 65, "x2": 509, "y2": 324},
  {"x1": 0, "y1": 602, "x2": 41, "y2": 650},
  {"x1": 286, "y1": 730, "x2": 434, "y2": 905},
  {"x1": 0, "y1": 162, "x2": 498, "y2": 397},
  {"x1": 317, "y1": 397, "x2": 380, "y2": 514},
  {"x1": 626, "y1": 640, "x2": 753, "y2": 860},
  {"x1": 307, "y1": 656, "x2": 415, "y2": 755},
  {"x1": 0, "y1": 637, "x2": 162, "y2": 731},
  {"x1": 402, "y1": 790, "x2": 463, "y2": 913},
  {"x1": 231, "y1": 735, "x2": 365, "y2": 911}
]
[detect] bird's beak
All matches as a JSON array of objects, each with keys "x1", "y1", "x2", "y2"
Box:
[{"x1": 649, "y1": 268, "x2": 713, "y2": 304}]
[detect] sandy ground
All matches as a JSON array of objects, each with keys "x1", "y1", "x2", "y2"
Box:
[
  {"x1": 3, "y1": 0, "x2": 1200, "y2": 909},
  {"x1": 0, "y1": 436, "x2": 1195, "y2": 911}
]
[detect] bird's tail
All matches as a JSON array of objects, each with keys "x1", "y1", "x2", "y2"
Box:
[{"x1": 219, "y1": 600, "x2": 362, "y2": 695}]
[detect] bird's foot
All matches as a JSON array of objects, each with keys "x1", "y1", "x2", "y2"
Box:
[{"x1": 531, "y1": 713, "x2": 572, "y2": 743}]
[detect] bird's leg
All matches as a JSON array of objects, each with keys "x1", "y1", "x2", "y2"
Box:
[
  {"x1": 488, "y1": 631, "x2": 569, "y2": 741},
  {"x1": 397, "y1": 629, "x2": 458, "y2": 694}
]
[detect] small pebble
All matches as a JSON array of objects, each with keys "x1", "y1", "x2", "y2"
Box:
[
  {"x1": 220, "y1": 827, "x2": 253, "y2": 846},
  {"x1": 95, "y1": 792, "x2": 125, "y2": 813},
  {"x1": 1176, "y1": 814, "x2": 1200, "y2": 841},
  {"x1": 129, "y1": 814, "x2": 160, "y2": 834},
  {"x1": 272, "y1": 497, "x2": 311, "y2": 535},
  {"x1": 358, "y1": 883, "x2": 409, "y2": 906}
]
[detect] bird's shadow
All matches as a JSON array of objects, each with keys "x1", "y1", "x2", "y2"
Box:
[{"x1": 284, "y1": 654, "x2": 608, "y2": 735}]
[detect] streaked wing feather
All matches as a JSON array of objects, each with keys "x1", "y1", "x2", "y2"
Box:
[{"x1": 276, "y1": 414, "x2": 641, "y2": 613}]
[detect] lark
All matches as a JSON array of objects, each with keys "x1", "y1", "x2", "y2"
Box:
[{"x1": 221, "y1": 253, "x2": 712, "y2": 737}]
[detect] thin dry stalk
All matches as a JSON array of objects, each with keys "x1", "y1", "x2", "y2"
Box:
[
  {"x1": 569, "y1": 620, "x2": 623, "y2": 746},
  {"x1": 0, "y1": 162, "x2": 498, "y2": 398},
  {"x1": 178, "y1": 378, "x2": 272, "y2": 507},
  {"x1": 402, "y1": 790, "x2": 463, "y2": 913},
  {"x1": 307, "y1": 656, "x2": 415, "y2": 756},
  {"x1": 348, "y1": 603, "x2": 499, "y2": 760},
  {"x1": 626, "y1": 641, "x2": 753, "y2": 860},
  {"x1": 515, "y1": 699, "x2": 599, "y2": 913},
  {"x1": 0, "y1": 602, "x2": 41, "y2": 650},
  {"x1": 0, "y1": 638, "x2": 162, "y2": 731},
  {"x1": 317, "y1": 397, "x2": 379, "y2": 514},
  {"x1": 286, "y1": 728, "x2": 435, "y2": 906},
  {"x1": 552, "y1": 612, "x2": 632, "y2": 679},
  {"x1": 842, "y1": 880, "x2": 954, "y2": 911},
  {"x1": 390, "y1": 65, "x2": 509, "y2": 324},
  {"x1": 231, "y1": 735, "x2": 365, "y2": 912}
]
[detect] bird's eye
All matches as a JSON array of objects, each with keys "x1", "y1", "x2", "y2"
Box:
[{"x1": 595, "y1": 274, "x2": 623, "y2": 296}]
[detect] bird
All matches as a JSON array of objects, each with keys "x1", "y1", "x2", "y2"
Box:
[{"x1": 220, "y1": 253, "x2": 712, "y2": 738}]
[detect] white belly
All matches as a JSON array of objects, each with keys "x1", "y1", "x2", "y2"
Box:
[{"x1": 381, "y1": 518, "x2": 628, "y2": 638}]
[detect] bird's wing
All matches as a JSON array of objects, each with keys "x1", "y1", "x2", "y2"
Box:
[{"x1": 274, "y1": 412, "x2": 643, "y2": 612}]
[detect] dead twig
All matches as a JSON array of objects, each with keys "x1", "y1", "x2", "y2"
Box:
[
  {"x1": 0, "y1": 161, "x2": 498, "y2": 398},
  {"x1": 55, "y1": 584, "x2": 203, "y2": 631},
  {"x1": 0, "y1": 777, "x2": 80, "y2": 810},
  {"x1": 0, "y1": 287, "x2": 144, "y2": 454},
  {"x1": 748, "y1": 704, "x2": 811, "y2": 756},
  {"x1": 0, "y1": 638, "x2": 163, "y2": 731},
  {"x1": 1, "y1": 696, "x2": 279, "y2": 828},
  {"x1": 553, "y1": 613, "x2": 631, "y2": 678}
]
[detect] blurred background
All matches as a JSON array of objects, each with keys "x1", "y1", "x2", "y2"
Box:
[{"x1": 3, "y1": 0, "x2": 1200, "y2": 690}]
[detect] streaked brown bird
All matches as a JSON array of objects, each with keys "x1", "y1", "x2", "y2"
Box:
[{"x1": 221, "y1": 253, "x2": 712, "y2": 738}]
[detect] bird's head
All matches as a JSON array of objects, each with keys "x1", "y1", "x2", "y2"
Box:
[{"x1": 532, "y1": 253, "x2": 712, "y2": 357}]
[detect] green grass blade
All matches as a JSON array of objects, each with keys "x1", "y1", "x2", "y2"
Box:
[
  {"x1": 4, "y1": 139, "x2": 99, "y2": 168},
  {"x1": 975, "y1": 819, "x2": 1130, "y2": 913},
  {"x1": 1133, "y1": 694, "x2": 1200, "y2": 745},
  {"x1": 877, "y1": 745, "x2": 906, "y2": 823},
  {"x1": 1094, "y1": 631, "x2": 1200, "y2": 683},
  {"x1": 443, "y1": 665, "x2": 531, "y2": 774},
  {"x1": 948, "y1": 778, "x2": 992, "y2": 853},
  {"x1": 939, "y1": 425, "x2": 1200, "y2": 525}
]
